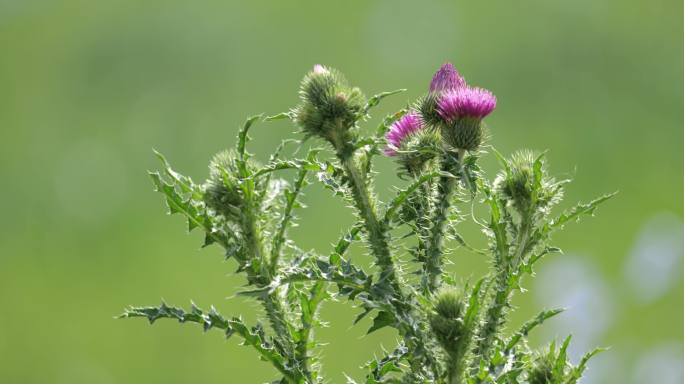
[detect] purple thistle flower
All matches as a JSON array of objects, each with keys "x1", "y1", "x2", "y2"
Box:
[
  {"x1": 384, "y1": 112, "x2": 424, "y2": 156},
  {"x1": 437, "y1": 87, "x2": 497, "y2": 122},
  {"x1": 429, "y1": 63, "x2": 467, "y2": 93}
]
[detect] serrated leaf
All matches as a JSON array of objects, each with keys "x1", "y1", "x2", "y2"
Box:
[
  {"x1": 237, "y1": 114, "x2": 263, "y2": 161},
  {"x1": 569, "y1": 346, "x2": 608, "y2": 383},
  {"x1": 264, "y1": 111, "x2": 293, "y2": 121},
  {"x1": 149, "y1": 171, "x2": 228, "y2": 247},
  {"x1": 553, "y1": 335, "x2": 572, "y2": 377},
  {"x1": 363, "y1": 89, "x2": 406, "y2": 114},
  {"x1": 549, "y1": 192, "x2": 617, "y2": 230},
  {"x1": 367, "y1": 310, "x2": 395, "y2": 334},
  {"x1": 120, "y1": 302, "x2": 296, "y2": 381},
  {"x1": 505, "y1": 308, "x2": 564, "y2": 351},
  {"x1": 383, "y1": 171, "x2": 443, "y2": 223}
]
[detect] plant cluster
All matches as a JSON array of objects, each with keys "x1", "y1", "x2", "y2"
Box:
[{"x1": 121, "y1": 63, "x2": 614, "y2": 384}]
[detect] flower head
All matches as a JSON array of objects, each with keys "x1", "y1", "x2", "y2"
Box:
[
  {"x1": 436, "y1": 87, "x2": 496, "y2": 151},
  {"x1": 429, "y1": 62, "x2": 467, "y2": 93},
  {"x1": 294, "y1": 65, "x2": 365, "y2": 148},
  {"x1": 494, "y1": 151, "x2": 562, "y2": 215},
  {"x1": 437, "y1": 87, "x2": 497, "y2": 122},
  {"x1": 312, "y1": 64, "x2": 328, "y2": 74},
  {"x1": 384, "y1": 112, "x2": 424, "y2": 156}
]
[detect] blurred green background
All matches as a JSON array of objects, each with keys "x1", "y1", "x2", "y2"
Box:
[{"x1": 2, "y1": 0, "x2": 683, "y2": 382}]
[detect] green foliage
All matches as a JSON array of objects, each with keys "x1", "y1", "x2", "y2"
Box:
[{"x1": 123, "y1": 65, "x2": 613, "y2": 383}]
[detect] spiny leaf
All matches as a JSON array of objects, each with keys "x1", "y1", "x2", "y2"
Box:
[
  {"x1": 364, "y1": 343, "x2": 408, "y2": 383},
  {"x1": 553, "y1": 335, "x2": 572, "y2": 378},
  {"x1": 153, "y1": 149, "x2": 201, "y2": 200},
  {"x1": 120, "y1": 302, "x2": 296, "y2": 380},
  {"x1": 237, "y1": 114, "x2": 263, "y2": 161},
  {"x1": 273, "y1": 255, "x2": 372, "y2": 297},
  {"x1": 463, "y1": 277, "x2": 486, "y2": 327},
  {"x1": 383, "y1": 171, "x2": 444, "y2": 224},
  {"x1": 333, "y1": 223, "x2": 363, "y2": 257},
  {"x1": 363, "y1": 89, "x2": 406, "y2": 114},
  {"x1": 451, "y1": 231, "x2": 488, "y2": 256},
  {"x1": 505, "y1": 308, "x2": 564, "y2": 351},
  {"x1": 522, "y1": 246, "x2": 562, "y2": 274},
  {"x1": 549, "y1": 192, "x2": 617, "y2": 230},
  {"x1": 149, "y1": 171, "x2": 228, "y2": 247},
  {"x1": 375, "y1": 110, "x2": 406, "y2": 139},
  {"x1": 265, "y1": 111, "x2": 293, "y2": 121},
  {"x1": 568, "y1": 346, "x2": 608, "y2": 383},
  {"x1": 270, "y1": 150, "x2": 316, "y2": 270},
  {"x1": 367, "y1": 310, "x2": 395, "y2": 334},
  {"x1": 253, "y1": 159, "x2": 311, "y2": 178}
]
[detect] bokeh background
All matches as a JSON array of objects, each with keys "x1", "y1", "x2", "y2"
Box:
[{"x1": 2, "y1": 0, "x2": 683, "y2": 382}]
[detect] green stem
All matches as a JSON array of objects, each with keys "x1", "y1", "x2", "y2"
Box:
[
  {"x1": 448, "y1": 353, "x2": 468, "y2": 384},
  {"x1": 410, "y1": 166, "x2": 434, "y2": 284},
  {"x1": 271, "y1": 167, "x2": 307, "y2": 274},
  {"x1": 474, "y1": 214, "x2": 532, "y2": 364},
  {"x1": 241, "y1": 197, "x2": 300, "y2": 381},
  {"x1": 340, "y1": 153, "x2": 401, "y2": 292},
  {"x1": 474, "y1": 270, "x2": 510, "y2": 363},
  {"x1": 296, "y1": 281, "x2": 326, "y2": 381},
  {"x1": 423, "y1": 149, "x2": 462, "y2": 294},
  {"x1": 337, "y1": 147, "x2": 437, "y2": 379}
]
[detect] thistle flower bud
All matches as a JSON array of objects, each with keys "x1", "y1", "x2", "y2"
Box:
[
  {"x1": 418, "y1": 63, "x2": 467, "y2": 128},
  {"x1": 384, "y1": 113, "x2": 440, "y2": 176},
  {"x1": 527, "y1": 353, "x2": 556, "y2": 384},
  {"x1": 437, "y1": 87, "x2": 496, "y2": 151},
  {"x1": 429, "y1": 62, "x2": 467, "y2": 93},
  {"x1": 429, "y1": 289, "x2": 466, "y2": 353},
  {"x1": 384, "y1": 112, "x2": 424, "y2": 156},
  {"x1": 495, "y1": 151, "x2": 535, "y2": 213},
  {"x1": 494, "y1": 150, "x2": 561, "y2": 215},
  {"x1": 294, "y1": 65, "x2": 366, "y2": 150},
  {"x1": 416, "y1": 93, "x2": 442, "y2": 128},
  {"x1": 203, "y1": 150, "x2": 261, "y2": 219}
]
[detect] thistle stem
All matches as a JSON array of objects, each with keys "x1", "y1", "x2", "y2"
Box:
[
  {"x1": 474, "y1": 215, "x2": 532, "y2": 363},
  {"x1": 270, "y1": 167, "x2": 307, "y2": 274},
  {"x1": 423, "y1": 149, "x2": 463, "y2": 294},
  {"x1": 340, "y1": 153, "x2": 401, "y2": 293},
  {"x1": 337, "y1": 147, "x2": 437, "y2": 378},
  {"x1": 296, "y1": 281, "x2": 326, "y2": 381},
  {"x1": 241, "y1": 196, "x2": 300, "y2": 381}
]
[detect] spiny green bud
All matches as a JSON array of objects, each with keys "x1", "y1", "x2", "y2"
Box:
[
  {"x1": 203, "y1": 150, "x2": 260, "y2": 219},
  {"x1": 527, "y1": 341, "x2": 575, "y2": 384},
  {"x1": 527, "y1": 352, "x2": 556, "y2": 384},
  {"x1": 494, "y1": 150, "x2": 561, "y2": 215},
  {"x1": 439, "y1": 117, "x2": 484, "y2": 152},
  {"x1": 396, "y1": 129, "x2": 440, "y2": 176},
  {"x1": 416, "y1": 93, "x2": 442, "y2": 128},
  {"x1": 496, "y1": 150, "x2": 536, "y2": 213},
  {"x1": 429, "y1": 289, "x2": 466, "y2": 353},
  {"x1": 433, "y1": 289, "x2": 464, "y2": 319},
  {"x1": 294, "y1": 65, "x2": 366, "y2": 150}
]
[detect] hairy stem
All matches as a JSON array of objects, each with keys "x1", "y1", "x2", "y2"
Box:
[
  {"x1": 296, "y1": 281, "x2": 326, "y2": 381},
  {"x1": 423, "y1": 149, "x2": 463, "y2": 294},
  {"x1": 448, "y1": 352, "x2": 469, "y2": 384},
  {"x1": 241, "y1": 196, "x2": 298, "y2": 380},
  {"x1": 411, "y1": 169, "x2": 434, "y2": 289},
  {"x1": 271, "y1": 167, "x2": 308, "y2": 274},
  {"x1": 474, "y1": 213, "x2": 532, "y2": 364},
  {"x1": 340, "y1": 153, "x2": 401, "y2": 292},
  {"x1": 336, "y1": 144, "x2": 436, "y2": 379}
]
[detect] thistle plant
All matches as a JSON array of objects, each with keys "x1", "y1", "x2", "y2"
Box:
[{"x1": 121, "y1": 63, "x2": 615, "y2": 384}]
